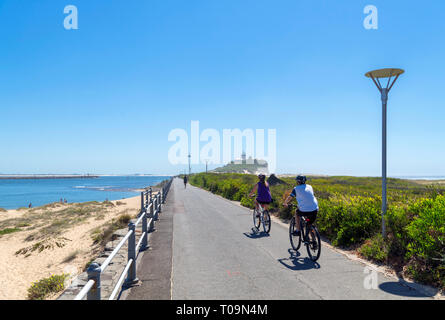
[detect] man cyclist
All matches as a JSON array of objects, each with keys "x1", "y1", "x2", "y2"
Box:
[
  {"x1": 249, "y1": 174, "x2": 272, "y2": 217},
  {"x1": 283, "y1": 175, "x2": 318, "y2": 239}
]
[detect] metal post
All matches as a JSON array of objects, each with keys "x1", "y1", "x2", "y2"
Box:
[
  {"x1": 188, "y1": 154, "x2": 191, "y2": 175},
  {"x1": 87, "y1": 262, "x2": 101, "y2": 300},
  {"x1": 125, "y1": 222, "x2": 138, "y2": 285},
  {"x1": 154, "y1": 197, "x2": 158, "y2": 220},
  {"x1": 140, "y1": 192, "x2": 144, "y2": 212},
  {"x1": 145, "y1": 190, "x2": 149, "y2": 208},
  {"x1": 381, "y1": 88, "x2": 388, "y2": 238},
  {"x1": 141, "y1": 211, "x2": 148, "y2": 250},
  {"x1": 149, "y1": 200, "x2": 154, "y2": 228},
  {"x1": 149, "y1": 187, "x2": 152, "y2": 202}
]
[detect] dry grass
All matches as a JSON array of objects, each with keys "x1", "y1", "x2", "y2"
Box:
[
  {"x1": 91, "y1": 212, "x2": 134, "y2": 247},
  {"x1": 0, "y1": 201, "x2": 117, "y2": 242}
]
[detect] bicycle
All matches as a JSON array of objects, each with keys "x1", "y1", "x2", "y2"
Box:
[
  {"x1": 288, "y1": 204, "x2": 321, "y2": 261},
  {"x1": 251, "y1": 198, "x2": 271, "y2": 234}
]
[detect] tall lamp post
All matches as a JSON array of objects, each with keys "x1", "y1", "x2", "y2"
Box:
[
  {"x1": 365, "y1": 68, "x2": 404, "y2": 238},
  {"x1": 188, "y1": 154, "x2": 191, "y2": 176}
]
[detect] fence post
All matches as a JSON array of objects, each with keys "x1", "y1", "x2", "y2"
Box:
[
  {"x1": 156, "y1": 196, "x2": 160, "y2": 220},
  {"x1": 149, "y1": 201, "x2": 154, "y2": 231},
  {"x1": 159, "y1": 192, "x2": 162, "y2": 213},
  {"x1": 87, "y1": 262, "x2": 101, "y2": 300},
  {"x1": 140, "y1": 192, "x2": 144, "y2": 213},
  {"x1": 149, "y1": 187, "x2": 152, "y2": 202},
  {"x1": 141, "y1": 211, "x2": 148, "y2": 250},
  {"x1": 125, "y1": 222, "x2": 138, "y2": 286}
]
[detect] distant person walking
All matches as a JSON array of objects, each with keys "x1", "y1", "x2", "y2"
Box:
[
  {"x1": 184, "y1": 175, "x2": 188, "y2": 189},
  {"x1": 28, "y1": 202, "x2": 32, "y2": 208}
]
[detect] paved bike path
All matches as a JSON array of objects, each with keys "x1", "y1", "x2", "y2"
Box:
[{"x1": 130, "y1": 178, "x2": 437, "y2": 300}]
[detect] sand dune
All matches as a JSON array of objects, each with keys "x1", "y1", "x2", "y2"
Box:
[{"x1": 0, "y1": 196, "x2": 141, "y2": 300}]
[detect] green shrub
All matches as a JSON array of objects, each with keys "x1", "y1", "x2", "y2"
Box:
[
  {"x1": 406, "y1": 195, "x2": 445, "y2": 261},
  {"x1": 27, "y1": 274, "x2": 68, "y2": 300},
  {"x1": 358, "y1": 234, "x2": 389, "y2": 263},
  {"x1": 403, "y1": 196, "x2": 445, "y2": 288},
  {"x1": 317, "y1": 195, "x2": 381, "y2": 247},
  {"x1": 386, "y1": 206, "x2": 411, "y2": 260}
]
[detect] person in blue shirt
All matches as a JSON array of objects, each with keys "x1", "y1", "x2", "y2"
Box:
[{"x1": 283, "y1": 175, "x2": 319, "y2": 237}]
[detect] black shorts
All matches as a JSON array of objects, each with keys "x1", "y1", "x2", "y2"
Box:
[
  {"x1": 296, "y1": 209, "x2": 318, "y2": 224},
  {"x1": 256, "y1": 199, "x2": 271, "y2": 205}
]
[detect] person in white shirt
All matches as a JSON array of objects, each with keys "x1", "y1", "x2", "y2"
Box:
[{"x1": 283, "y1": 175, "x2": 319, "y2": 238}]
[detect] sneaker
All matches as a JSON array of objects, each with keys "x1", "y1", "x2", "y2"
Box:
[{"x1": 292, "y1": 230, "x2": 301, "y2": 236}]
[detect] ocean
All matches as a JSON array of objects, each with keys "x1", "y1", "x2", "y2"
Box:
[{"x1": 0, "y1": 175, "x2": 171, "y2": 210}]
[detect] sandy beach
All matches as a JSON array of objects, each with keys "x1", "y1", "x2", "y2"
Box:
[{"x1": 0, "y1": 196, "x2": 142, "y2": 300}]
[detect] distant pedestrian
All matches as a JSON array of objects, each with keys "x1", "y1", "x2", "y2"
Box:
[
  {"x1": 64, "y1": 198, "x2": 67, "y2": 203},
  {"x1": 60, "y1": 198, "x2": 63, "y2": 203},
  {"x1": 28, "y1": 203, "x2": 32, "y2": 208},
  {"x1": 183, "y1": 175, "x2": 188, "y2": 189}
]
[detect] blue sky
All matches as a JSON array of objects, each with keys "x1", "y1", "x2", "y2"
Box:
[{"x1": 0, "y1": 0, "x2": 444, "y2": 176}]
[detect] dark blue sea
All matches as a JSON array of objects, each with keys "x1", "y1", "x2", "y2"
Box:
[{"x1": 0, "y1": 176, "x2": 171, "y2": 210}]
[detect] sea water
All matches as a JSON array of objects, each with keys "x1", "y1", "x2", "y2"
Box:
[{"x1": 0, "y1": 175, "x2": 171, "y2": 210}]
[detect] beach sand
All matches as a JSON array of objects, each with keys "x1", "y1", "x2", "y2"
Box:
[{"x1": 0, "y1": 196, "x2": 142, "y2": 300}]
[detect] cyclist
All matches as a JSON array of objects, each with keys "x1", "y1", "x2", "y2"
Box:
[
  {"x1": 249, "y1": 174, "x2": 272, "y2": 217},
  {"x1": 283, "y1": 175, "x2": 318, "y2": 238},
  {"x1": 183, "y1": 175, "x2": 188, "y2": 189}
]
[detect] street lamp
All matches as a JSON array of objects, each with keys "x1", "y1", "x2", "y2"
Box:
[
  {"x1": 365, "y1": 68, "x2": 404, "y2": 238},
  {"x1": 188, "y1": 154, "x2": 191, "y2": 176}
]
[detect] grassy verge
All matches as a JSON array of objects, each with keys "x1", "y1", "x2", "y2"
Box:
[{"x1": 189, "y1": 173, "x2": 445, "y2": 291}]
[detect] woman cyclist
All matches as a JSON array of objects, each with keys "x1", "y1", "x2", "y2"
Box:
[{"x1": 249, "y1": 174, "x2": 272, "y2": 216}]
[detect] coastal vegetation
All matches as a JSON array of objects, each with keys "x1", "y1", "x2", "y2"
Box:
[
  {"x1": 27, "y1": 274, "x2": 69, "y2": 300},
  {"x1": 0, "y1": 201, "x2": 118, "y2": 244},
  {"x1": 0, "y1": 227, "x2": 21, "y2": 236},
  {"x1": 189, "y1": 173, "x2": 445, "y2": 290},
  {"x1": 91, "y1": 212, "x2": 134, "y2": 247}
]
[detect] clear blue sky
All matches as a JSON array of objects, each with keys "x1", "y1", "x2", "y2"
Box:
[{"x1": 1, "y1": 0, "x2": 444, "y2": 176}]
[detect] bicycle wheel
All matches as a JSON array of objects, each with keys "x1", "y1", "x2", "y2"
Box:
[
  {"x1": 262, "y1": 210, "x2": 271, "y2": 234},
  {"x1": 306, "y1": 226, "x2": 321, "y2": 261},
  {"x1": 289, "y1": 217, "x2": 301, "y2": 251},
  {"x1": 253, "y1": 209, "x2": 260, "y2": 230}
]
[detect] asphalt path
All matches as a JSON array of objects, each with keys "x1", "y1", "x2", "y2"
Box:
[{"x1": 128, "y1": 178, "x2": 436, "y2": 300}]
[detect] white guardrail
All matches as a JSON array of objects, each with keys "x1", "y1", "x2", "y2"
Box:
[{"x1": 74, "y1": 178, "x2": 173, "y2": 300}]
